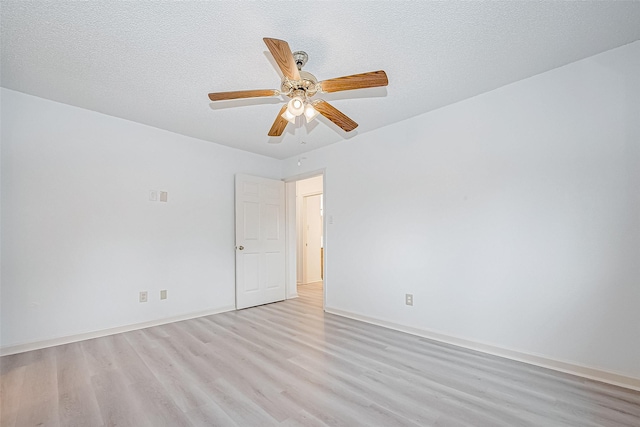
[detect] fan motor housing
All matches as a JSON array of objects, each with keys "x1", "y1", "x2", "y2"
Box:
[{"x1": 281, "y1": 70, "x2": 319, "y2": 98}]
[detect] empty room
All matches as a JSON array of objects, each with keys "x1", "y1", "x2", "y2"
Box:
[{"x1": 1, "y1": 1, "x2": 639, "y2": 426}]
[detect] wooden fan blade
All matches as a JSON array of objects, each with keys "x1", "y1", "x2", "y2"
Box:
[
  {"x1": 208, "y1": 89, "x2": 278, "y2": 102},
  {"x1": 268, "y1": 105, "x2": 289, "y2": 137},
  {"x1": 313, "y1": 100, "x2": 358, "y2": 132},
  {"x1": 319, "y1": 70, "x2": 388, "y2": 93},
  {"x1": 263, "y1": 38, "x2": 301, "y2": 81}
]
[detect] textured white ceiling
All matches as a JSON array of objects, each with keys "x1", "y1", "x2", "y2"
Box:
[{"x1": 2, "y1": 1, "x2": 640, "y2": 159}]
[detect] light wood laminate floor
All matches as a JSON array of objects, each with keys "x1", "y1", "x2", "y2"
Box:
[{"x1": 1, "y1": 282, "x2": 639, "y2": 426}]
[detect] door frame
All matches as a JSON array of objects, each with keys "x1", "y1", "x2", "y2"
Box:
[{"x1": 283, "y1": 170, "x2": 326, "y2": 310}]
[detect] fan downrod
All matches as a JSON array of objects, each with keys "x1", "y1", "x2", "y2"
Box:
[{"x1": 292, "y1": 51, "x2": 308, "y2": 70}]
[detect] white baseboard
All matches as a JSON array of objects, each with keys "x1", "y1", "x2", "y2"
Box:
[
  {"x1": 0, "y1": 305, "x2": 236, "y2": 357},
  {"x1": 325, "y1": 307, "x2": 640, "y2": 392}
]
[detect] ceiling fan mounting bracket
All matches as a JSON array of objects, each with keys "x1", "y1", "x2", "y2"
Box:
[{"x1": 292, "y1": 51, "x2": 308, "y2": 70}]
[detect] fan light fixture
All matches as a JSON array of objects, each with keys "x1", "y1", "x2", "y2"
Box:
[
  {"x1": 281, "y1": 109, "x2": 297, "y2": 124},
  {"x1": 282, "y1": 96, "x2": 306, "y2": 124},
  {"x1": 282, "y1": 99, "x2": 319, "y2": 124},
  {"x1": 304, "y1": 103, "x2": 319, "y2": 123},
  {"x1": 288, "y1": 97, "x2": 304, "y2": 115}
]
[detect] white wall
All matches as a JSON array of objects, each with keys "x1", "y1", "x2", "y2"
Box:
[
  {"x1": 0, "y1": 89, "x2": 281, "y2": 349},
  {"x1": 283, "y1": 41, "x2": 640, "y2": 381}
]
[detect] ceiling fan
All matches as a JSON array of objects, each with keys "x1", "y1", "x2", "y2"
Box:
[{"x1": 208, "y1": 38, "x2": 388, "y2": 137}]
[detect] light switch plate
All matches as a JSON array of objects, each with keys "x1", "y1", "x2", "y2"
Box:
[
  {"x1": 405, "y1": 294, "x2": 413, "y2": 306},
  {"x1": 160, "y1": 191, "x2": 168, "y2": 202}
]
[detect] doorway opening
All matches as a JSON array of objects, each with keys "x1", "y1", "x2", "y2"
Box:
[
  {"x1": 297, "y1": 176, "x2": 323, "y2": 289},
  {"x1": 285, "y1": 173, "x2": 324, "y2": 307}
]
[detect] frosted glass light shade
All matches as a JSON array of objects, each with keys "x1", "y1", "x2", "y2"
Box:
[
  {"x1": 304, "y1": 103, "x2": 319, "y2": 123},
  {"x1": 281, "y1": 109, "x2": 297, "y2": 124},
  {"x1": 287, "y1": 97, "x2": 305, "y2": 116}
]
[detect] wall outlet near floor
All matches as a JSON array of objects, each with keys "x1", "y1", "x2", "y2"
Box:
[
  {"x1": 149, "y1": 190, "x2": 158, "y2": 201},
  {"x1": 139, "y1": 291, "x2": 148, "y2": 303},
  {"x1": 405, "y1": 293, "x2": 413, "y2": 306},
  {"x1": 160, "y1": 290, "x2": 167, "y2": 300}
]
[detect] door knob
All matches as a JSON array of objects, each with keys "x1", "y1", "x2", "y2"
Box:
[{"x1": 237, "y1": 246, "x2": 244, "y2": 250}]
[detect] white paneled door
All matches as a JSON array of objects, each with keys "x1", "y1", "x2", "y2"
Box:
[{"x1": 235, "y1": 174, "x2": 286, "y2": 309}]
